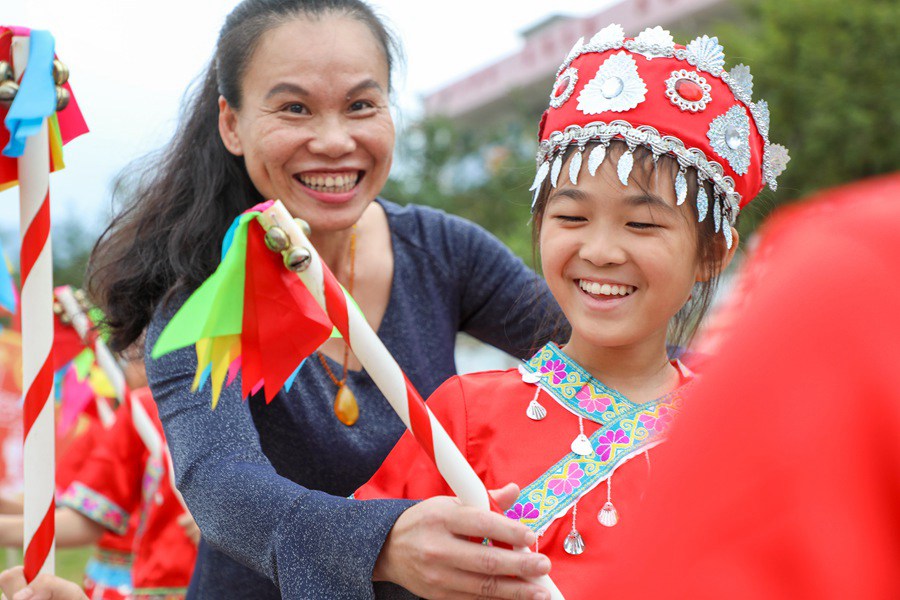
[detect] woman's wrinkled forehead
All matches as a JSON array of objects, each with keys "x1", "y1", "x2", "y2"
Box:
[{"x1": 239, "y1": 14, "x2": 390, "y2": 98}]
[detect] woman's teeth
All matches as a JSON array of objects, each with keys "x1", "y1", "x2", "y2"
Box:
[
  {"x1": 579, "y1": 280, "x2": 635, "y2": 297},
  {"x1": 298, "y1": 172, "x2": 359, "y2": 193}
]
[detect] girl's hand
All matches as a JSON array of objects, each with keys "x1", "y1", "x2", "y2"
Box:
[
  {"x1": 0, "y1": 567, "x2": 87, "y2": 600},
  {"x1": 177, "y1": 512, "x2": 202, "y2": 546},
  {"x1": 374, "y1": 483, "x2": 552, "y2": 600}
]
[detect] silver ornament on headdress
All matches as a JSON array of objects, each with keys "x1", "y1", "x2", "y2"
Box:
[
  {"x1": 675, "y1": 169, "x2": 688, "y2": 206},
  {"x1": 617, "y1": 149, "x2": 635, "y2": 186},
  {"x1": 665, "y1": 69, "x2": 712, "y2": 113},
  {"x1": 729, "y1": 64, "x2": 754, "y2": 99},
  {"x1": 532, "y1": 24, "x2": 790, "y2": 249},
  {"x1": 763, "y1": 143, "x2": 790, "y2": 190},
  {"x1": 569, "y1": 147, "x2": 584, "y2": 185},
  {"x1": 589, "y1": 23, "x2": 625, "y2": 52},
  {"x1": 626, "y1": 26, "x2": 675, "y2": 60},
  {"x1": 550, "y1": 67, "x2": 579, "y2": 109},
  {"x1": 564, "y1": 37, "x2": 585, "y2": 65},
  {"x1": 708, "y1": 105, "x2": 752, "y2": 175},
  {"x1": 529, "y1": 161, "x2": 550, "y2": 192},
  {"x1": 684, "y1": 35, "x2": 726, "y2": 75},
  {"x1": 751, "y1": 99, "x2": 770, "y2": 138},
  {"x1": 550, "y1": 153, "x2": 564, "y2": 188},
  {"x1": 587, "y1": 144, "x2": 607, "y2": 176},
  {"x1": 697, "y1": 184, "x2": 708, "y2": 222},
  {"x1": 713, "y1": 196, "x2": 722, "y2": 233},
  {"x1": 577, "y1": 52, "x2": 647, "y2": 114}
]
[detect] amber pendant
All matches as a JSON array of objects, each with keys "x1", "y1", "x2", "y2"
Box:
[{"x1": 334, "y1": 383, "x2": 359, "y2": 426}]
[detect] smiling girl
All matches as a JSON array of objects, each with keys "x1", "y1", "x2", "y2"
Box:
[{"x1": 356, "y1": 24, "x2": 789, "y2": 599}]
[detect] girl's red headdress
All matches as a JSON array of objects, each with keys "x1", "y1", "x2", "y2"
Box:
[{"x1": 531, "y1": 24, "x2": 789, "y2": 249}]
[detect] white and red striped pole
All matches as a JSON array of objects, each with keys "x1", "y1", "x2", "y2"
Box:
[
  {"x1": 55, "y1": 286, "x2": 189, "y2": 511},
  {"x1": 258, "y1": 202, "x2": 564, "y2": 599},
  {"x1": 12, "y1": 34, "x2": 56, "y2": 580}
]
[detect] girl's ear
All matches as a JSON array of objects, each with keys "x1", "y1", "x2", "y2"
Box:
[
  {"x1": 218, "y1": 96, "x2": 244, "y2": 157},
  {"x1": 696, "y1": 227, "x2": 741, "y2": 283},
  {"x1": 722, "y1": 227, "x2": 740, "y2": 270}
]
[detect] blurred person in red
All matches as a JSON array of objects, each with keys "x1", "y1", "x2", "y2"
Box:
[
  {"x1": 603, "y1": 173, "x2": 900, "y2": 599},
  {"x1": 0, "y1": 356, "x2": 198, "y2": 599}
]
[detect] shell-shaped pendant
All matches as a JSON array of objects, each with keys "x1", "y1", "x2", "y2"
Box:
[
  {"x1": 563, "y1": 529, "x2": 585, "y2": 555},
  {"x1": 571, "y1": 433, "x2": 594, "y2": 456},
  {"x1": 598, "y1": 501, "x2": 619, "y2": 527},
  {"x1": 526, "y1": 399, "x2": 547, "y2": 421},
  {"x1": 617, "y1": 150, "x2": 634, "y2": 186}
]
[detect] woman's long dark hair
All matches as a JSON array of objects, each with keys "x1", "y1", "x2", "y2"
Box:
[{"x1": 87, "y1": 0, "x2": 400, "y2": 352}]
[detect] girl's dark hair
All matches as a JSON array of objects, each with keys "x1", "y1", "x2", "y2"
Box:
[
  {"x1": 531, "y1": 141, "x2": 730, "y2": 350},
  {"x1": 87, "y1": 0, "x2": 401, "y2": 352}
]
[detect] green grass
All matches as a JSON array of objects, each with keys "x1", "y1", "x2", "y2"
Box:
[{"x1": 3, "y1": 546, "x2": 92, "y2": 584}]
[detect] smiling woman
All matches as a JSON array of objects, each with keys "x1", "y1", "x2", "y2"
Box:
[{"x1": 84, "y1": 0, "x2": 564, "y2": 599}]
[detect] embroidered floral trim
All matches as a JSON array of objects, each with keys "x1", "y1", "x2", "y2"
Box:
[
  {"x1": 93, "y1": 548, "x2": 134, "y2": 566},
  {"x1": 83, "y1": 552, "x2": 133, "y2": 592},
  {"x1": 59, "y1": 482, "x2": 129, "y2": 536},
  {"x1": 509, "y1": 344, "x2": 685, "y2": 533},
  {"x1": 522, "y1": 343, "x2": 631, "y2": 424}
]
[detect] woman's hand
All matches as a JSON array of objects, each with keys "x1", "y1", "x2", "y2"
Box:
[
  {"x1": 374, "y1": 483, "x2": 552, "y2": 600},
  {"x1": 0, "y1": 567, "x2": 87, "y2": 600}
]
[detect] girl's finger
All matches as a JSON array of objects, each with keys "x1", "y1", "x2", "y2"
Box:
[
  {"x1": 488, "y1": 483, "x2": 521, "y2": 511},
  {"x1": 447, "y1": 505, "x2": 538, "y2": 548}
]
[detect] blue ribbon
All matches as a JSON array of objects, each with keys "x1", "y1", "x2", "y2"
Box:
[{"x1": 2, "y1": 29, "x2": 57, "y2": 158}]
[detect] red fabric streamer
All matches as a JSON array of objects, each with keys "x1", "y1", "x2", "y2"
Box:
[{"x1": 244, "y1": 221, "x2": 333, "y2": 401}]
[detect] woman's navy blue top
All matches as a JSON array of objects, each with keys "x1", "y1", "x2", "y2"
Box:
[{"x1": 145, "y1": 200, "x2": 564, "y2": 599}]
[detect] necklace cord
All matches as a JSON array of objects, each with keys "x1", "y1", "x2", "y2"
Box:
[{"x1": 317, "y1": 224, "x2": 357, "y2": 386}]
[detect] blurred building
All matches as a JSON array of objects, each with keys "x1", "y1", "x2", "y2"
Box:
[{"x1": 424, "y1": 0, "x2": 737, "y2": 128}]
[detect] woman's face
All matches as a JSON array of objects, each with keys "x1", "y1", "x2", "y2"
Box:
[{"x1": 219, "y1": 15, "x2": 394, "y2": 231}]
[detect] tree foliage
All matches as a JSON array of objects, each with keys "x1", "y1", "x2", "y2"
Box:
[
  {"x1": 384, "y1": 90, "x2": 543, "y2": 263},
  {"x1": 714, "y1": 0, "x2": 900, "y2": 233}
]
